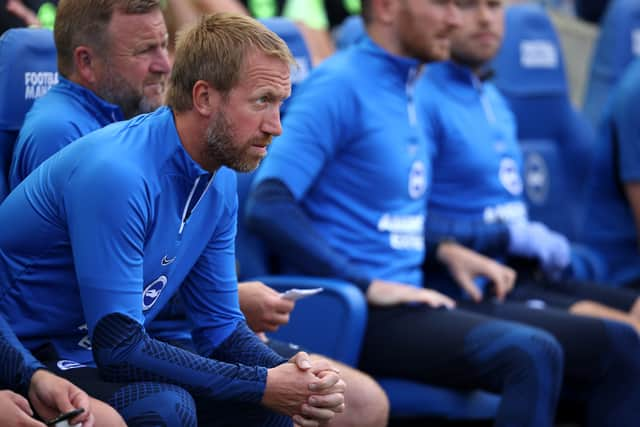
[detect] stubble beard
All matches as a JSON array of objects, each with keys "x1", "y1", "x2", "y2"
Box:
[{"x1": 203, "y1": 110, "x2": 268, "y2": 173}]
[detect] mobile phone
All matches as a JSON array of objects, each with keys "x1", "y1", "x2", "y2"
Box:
[{"x1": 45, "y1": 408, "x2": 84, "y2": 426}]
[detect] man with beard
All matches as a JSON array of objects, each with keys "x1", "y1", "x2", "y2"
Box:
[
  {"x1": 9, "y1": 0, "x2": 170, "y2": 189},
  {"x1": 416, "y1": 0, "x2": 640, "y2": 425},
  {"x1": 8, "y1": 1, "x2": 390, "y2": 425},
  {"x1": 0, "y1": 12, "x2": 348, "y2": 427},
  {"x1": 246, "y1": 0, "x2": 640, "y2": 425}
]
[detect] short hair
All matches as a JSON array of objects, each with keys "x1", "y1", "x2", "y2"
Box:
[
  {"x1": 55, "y1": 0, "x2": 161, "y2": 77},
  {"x1": 166, "y1": 13, "x2": 295, "y2": 112}
]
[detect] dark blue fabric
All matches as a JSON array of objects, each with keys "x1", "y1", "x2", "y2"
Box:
[
  {"x1": 92, "y1": 313, "x2": 269, "y2": 403},
  {"x1": 360, "y1": 305, "x2": 562, "y2": 427},
  {"x1": 246, "y1": 179, "x2": 371, "y2": 290},
  {"x1": 0, "y1": 314, "x2": 44, "y2": 395},
  {"x1": 109, "y1": 382, "x2": 197, "y2": 427}
]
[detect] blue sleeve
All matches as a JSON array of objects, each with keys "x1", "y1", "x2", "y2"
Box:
[
  {"x1": 246, "y1": 179, "x2": 371, "y2": 291},
  {"x1": 613, "y1": 64, "x2": 640, "y2": 183},
  {"x1": 64, "y1": 160, "x2": 147, "y2": 332},
  {"x1": 93, "y1": 313, "x2": 281, "y2": 403},
  {"x1": 68, "y1": 164, "x2": 282, "y2": 401},
  {"x1": 0, "y1": 315, "x2": 44, "y2": 395},
  {"x1": 255, "y1": 69, "x2": 357, "y2": 200},
  {"x1": 180, "y1": 189, "x2": 249, "y2": 356},
  {"x1": 10, "y1": 117, "x2": 82, "y2": 189},
  {"x1": 424, "y1": 213, "x2": 511, "y2": 259}
]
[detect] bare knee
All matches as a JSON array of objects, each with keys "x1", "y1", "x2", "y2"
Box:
[
  {"x1": 317, "y1": 358, "x2": 389, "y2": 427},
  {"x1": 90, "y1": 398, "x2": 126, "y2": 427}
]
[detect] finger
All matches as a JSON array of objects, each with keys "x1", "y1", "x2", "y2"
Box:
[
  {"x1": 267, "y1": 311, "x2": 291, "y2": 326},
  {"x1": 453, "y1": 274, "x2": 482, "y2": 303},
  {"x1": 301, "y1": 403, "x2": 338, "y2": 421},
  {"x1": 292, "y1": 414, "x2": 320, "y2": 427},
  {"x1": 82, "y1": 412, "x2": 96, "y2": 427},
  {"x1": 308, "y1": 359, "x2": 340, "y2": 375},
  {"x1": 17, "y1": 411, "x2": 45, "y2": 427},
  {"x1": 53, "y1": 388, "x2": 79, "y2": 415},
  {"x1": 290, "y1": 352, "x2": 312, "y2": 370},
  {"x1": 11, "y1": 392, "x2": 34, "y2": 416},
  {"x1": 273, "y1": 298, "x2": 296, "y2": 314},
  {"x1": 422, "y1": 291, "x2": 456, "y2": 309},
  {"x1": 309, "y1": 373, "x2": 342, "y2": 392},
  {"x1": 308, "y1": 392, "x2": 346, "y2": 409}
]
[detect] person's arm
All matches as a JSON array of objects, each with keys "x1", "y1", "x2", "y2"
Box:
[
  {"x1": 246, "y1": 179, "x2": 371, "y2": 291},
  {"x1": 0, "y1": 316, "x2": 98, "y2": 426},
  {"x1": 0, "y1": 315, "x2": 44, "y2": 395},
  {"x1": 424, "y1": 214, "x2": 511, "y2": 258},
  {"x1": 613, "y1": 64, "x2": 640, "y2": 249},
  {"x1": 238, "y1": 281, "x2": 295, "y2": 333}
]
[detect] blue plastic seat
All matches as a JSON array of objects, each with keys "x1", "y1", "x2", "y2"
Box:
[
  {"x1": 0, "y1": 28, "x2": 58, "y2": 202},
  {"x1": 583, "y1": 0, "x2": 640, "y2": 126},
  {"x1": 491, "y1": 3, "x2": 596, "y2": 243}
]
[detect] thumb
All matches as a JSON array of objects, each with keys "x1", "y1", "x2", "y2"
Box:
[{"x1": 290, "y1": 351, "x2": 312, "y2": 371}]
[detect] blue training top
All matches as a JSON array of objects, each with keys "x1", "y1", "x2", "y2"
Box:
[
  {"x1": 580, "y1": 59, "x2": 640, "y2": 286},
  {"x1": 251, "y1": 35, "x2": 429, "y2": 287},
  {"x1": 9, "y1": 77, "x2": 124, "y2": 189},
  {"x1": 0, "y1": 107, "x2": 283, "y2": 402},
  {"x1": 418, "y1": 62, "x2": 525, "y2": 257}
]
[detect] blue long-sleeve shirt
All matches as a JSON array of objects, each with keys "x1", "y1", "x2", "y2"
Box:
[{"x1": 0, "y1": 107, "x2": 285, "y2": 402}]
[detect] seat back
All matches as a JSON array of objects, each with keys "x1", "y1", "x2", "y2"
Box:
[
  {"x1": 259, "y1": 17, "x2": 313, "y2": 116},
  {"x1": 0, "y1": 28, "x2": 57, "y2": 201},
  {"x1": 491, "y1": 3, "x2": 596, "y2": 241},
  {"x1": 583, "y1": 0, "x2": 640, "y2": 125}
]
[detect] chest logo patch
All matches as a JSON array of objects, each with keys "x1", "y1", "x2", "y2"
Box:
[
  {"x1": 499, "y1": 157, "x2": 523, "y2": 196},
  {"x1": 408, "y1": 160, "x2": 427, "y2": 199},
  {"x1": 143, "y1": 275, "x2": 168, "y2": 311}
]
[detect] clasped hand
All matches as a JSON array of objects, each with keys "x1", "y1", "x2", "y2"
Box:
[{"x1": 264, "y1": 352, "x2": 346, "y2": 427}]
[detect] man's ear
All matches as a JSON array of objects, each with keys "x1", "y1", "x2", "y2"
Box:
[
  {"x1": 192, "y1": 80, "x2": 223, "y2": 117},
  {"x1": 73, "y1": 46, "x2": 98, "y2": 84},
  {"x1": 373, "y1": 0, "x2": 396, "y2": 25}
]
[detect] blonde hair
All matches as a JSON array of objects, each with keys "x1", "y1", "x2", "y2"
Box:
[{"x1": 166, "y1": 13, "x2": 294, "y2": 112}]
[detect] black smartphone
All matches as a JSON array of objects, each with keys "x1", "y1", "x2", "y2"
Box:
[{"x1": 45, "y1": 408, "x2": 85, "y2": 426}]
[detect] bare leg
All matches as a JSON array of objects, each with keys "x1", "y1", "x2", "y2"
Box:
[
  {"x1": 91, "y1": 398, "x2": 126, "y2": 427},
  {"x1": 570, "y1": 300, "x2": 640, "y2": 334},
  {"x1": 310, "y1": 356, "x2": 389, "y2": 427}
]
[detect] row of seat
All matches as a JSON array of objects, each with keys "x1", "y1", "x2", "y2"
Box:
[{"x1": 0, "y1": 2, "x2": 634, "y2": 421}]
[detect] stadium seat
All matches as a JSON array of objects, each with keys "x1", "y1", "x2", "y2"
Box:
[
  {"x1": 491, "y1": 3, "x2": 597, "y2": 244},
  {"x1": 259, "y1": 17, "x2": 313, "y2": 116},
  {"x1": 0, "y1": 28, "x2": 57, "y2": 202},
  {"x1": 236, "y1": 171, "x2": 500, "y2": 420},
  {"x1": 583, "y1": 0, "x2": 640, "y2": 126}
]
